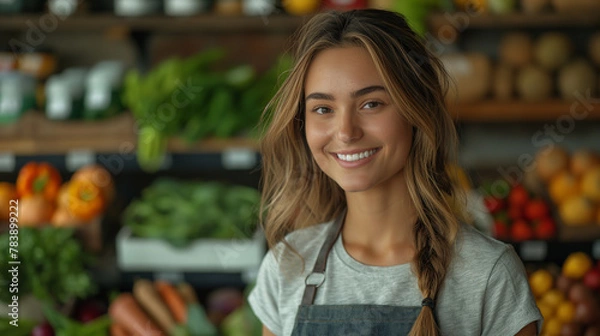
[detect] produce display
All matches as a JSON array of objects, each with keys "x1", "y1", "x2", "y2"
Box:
[
  {"x1": 443, "y1": 30, "x2": 600, "y2": 104},
  {"x1": 7, "y1": 162, "x2": 115, "y2": 229},
  {"x1": 122, "y1": 48, "x2": 292, "y2": 172},
  {"x1": 529, "y1": 252, "x2": 600, "y2": 335},
  {"x1": 108, "y1": 279, "x2": 260, "y2": 336},
  {"x1": 453, "y1": 0, "x2": 600, "y2": 14},
  {"x1": 122, "y1": 178, "x2": 261, "y2": 247},
  {"x1": 481, "y1": 181, "x2": 557, "y2": 241},
  {"x1": 535, "y1": 147, "x2": 600, "y2": 228}
]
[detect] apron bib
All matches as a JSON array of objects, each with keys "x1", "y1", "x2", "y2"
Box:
[{"x1": 291, "y1": 210, "x2": 424, "y2": 336}]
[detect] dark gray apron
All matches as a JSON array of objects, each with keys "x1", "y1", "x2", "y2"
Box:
[{"x1": 291, "y1": 210, "x2": 423, "y2": 336}]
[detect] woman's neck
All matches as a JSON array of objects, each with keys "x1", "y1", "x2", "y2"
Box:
[{"x1": 341, "y1": 176, "x2": 418, "y2": 266}]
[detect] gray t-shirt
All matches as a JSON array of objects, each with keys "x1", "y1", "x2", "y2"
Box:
[{"x1": 248, "y1": 221, "x2": 542, "y2": 336}]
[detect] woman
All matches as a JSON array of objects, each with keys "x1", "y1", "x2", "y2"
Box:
[{"x1": 248, "y1": 9, "x2": 542, "y2": 336}]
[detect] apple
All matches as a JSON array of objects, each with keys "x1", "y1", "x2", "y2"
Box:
[
  {"x1": 31, "y1": 321, "x2": 55, "y2": 336},
  {"x1": 583, "y1": 268, "x2": 600, "y2": 291},
  {"x1": 534, "y1": 217, "x2": 556, "y2": 240},
  {"x1": 488, "y1": 0, "x2": 517, "y2": 14},
  {"x1": 510, "y1": 219, "x2": 534, "y2": 242},
  {"x1": 493, "y1": 220, "x2": 509, "y2": 240}
]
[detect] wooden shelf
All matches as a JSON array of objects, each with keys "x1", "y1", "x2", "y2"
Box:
[
  {"x1": 0, "y1": 111, "x2": 258, "y2": 155},
  {"x1": 448, "y1": 100, "x2": 600, "y2": 122},
  {"x1": 0, "y1": 14, "x2": 307, "y2": 33},
  {"x1": 428, "y1": 11, "x2": 600, "y2": 32}
]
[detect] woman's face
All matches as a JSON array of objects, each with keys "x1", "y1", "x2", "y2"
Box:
[{"x1": 303, "y1": 46, "x2": 413, "y2": 193}]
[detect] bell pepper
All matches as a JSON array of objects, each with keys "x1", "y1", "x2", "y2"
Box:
[
  {"x1": 67, "y1": 179, "x2": 105, "y2": 222},
  {"x1": 16, "y1": 162, "x2": 62, "y2": 202}
]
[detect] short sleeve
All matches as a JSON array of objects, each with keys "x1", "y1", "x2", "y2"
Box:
[
  {"x1": 481, "y1": 246, "x2": 543, "y2": 336},
  {"x1": 248, "y1": 250, "x2": 282, "y2": 335}
]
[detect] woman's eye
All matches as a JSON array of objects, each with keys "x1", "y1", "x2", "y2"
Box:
[
  {"x1": 363, "y1": 101, "x2": 381, "y2": 109},
  {"x1": 312, "y1": 106, "x2": 331, "y2": 114}
]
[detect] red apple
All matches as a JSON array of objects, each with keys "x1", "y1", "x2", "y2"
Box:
[
  {"x1": 493, "y1": 221, "x2": 509, "y2": 240},
  {"x1": 510, "y1": 219, "x2": 534, "y2": 242},
  {"x1": 508, "y1": 185, "x2": 529, "y2": 209},
  {"x1": 583, "y1": 268, "x2": 600, "y2": 291},
  {"x1": 484, "y1": 196, "x2": 506, "y2": 214},
  {"x1": 534, "y1": 217, "x2": 556, "y2": 240},
  {"x1": 31, "y1": 321, "x2": 55, "y2": 336},
  {"x1": 525, "y1": 199, "x2": 550, "y2": 221}
]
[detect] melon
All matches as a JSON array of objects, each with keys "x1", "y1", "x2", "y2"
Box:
[
  {"x1": 441, "y1": 53, "x2": 492, "y2": 104},
  {"x1": 499, "y1": 33, "x2": 533, "y2": 68},
  {"x1": 558, "y1": 59, "x2": 597, "y2": 101},
  {"x1": 516, "y1": 65, "x2": 553, "y2": 102},
  {"x1": 534, "y1": 33, "x2": 573, "y2": 71},
  {"x1": 522, "y1": 0, "x2": 550, "y2": 13}
]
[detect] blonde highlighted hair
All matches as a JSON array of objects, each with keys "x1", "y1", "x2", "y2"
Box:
[{"x1": 259, "y1": 9, "x2": 464, "y2": 335}]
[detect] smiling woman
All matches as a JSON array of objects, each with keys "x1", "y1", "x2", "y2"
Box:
[{"x1": 249, "y1": 9, "x2": 542, "y2": 336}]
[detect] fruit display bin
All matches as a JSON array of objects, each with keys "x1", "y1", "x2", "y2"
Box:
[{"x1": 116, "y1": 226, "x2": 266, "y2": 272}]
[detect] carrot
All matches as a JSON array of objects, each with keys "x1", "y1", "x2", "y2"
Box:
[
  {"x1": 155, "y1": 280, "x2": 188, "y2": 324},
  {"x1": 133, "y1": 279, "x2": 176, "y2": 334},
  {"x1": 177, "y1": 282, "x2": 199, "y2": 305},
  {"x1": 108, "y1": 293, "x2": 164, "y2": 336},
  {"x1": 110, "y1": 323, "x2": 132, "y2": 336}
]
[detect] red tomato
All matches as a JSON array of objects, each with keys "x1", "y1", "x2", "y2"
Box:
[
  {"x1": 492, "y1": 221, "x2": 509, "y2": 240},
  {"x1": 525, "y1": 199, "x2": 550, "y2": 221},
  {"x1": 534, "y1": 217, "x2": 556, "y2": 240},
  {"x1": 510, "y1": 219, "x2": 534, "y2": 242},
  {"x1": 508, "y1": 206, "x2": 524, "y2": 221},
  {"x1": 508, "y1": 185, "x2": 529, "y2": 209},
  {"x1": 484, "y1": 196, "x2": 506, "y2": 214}
]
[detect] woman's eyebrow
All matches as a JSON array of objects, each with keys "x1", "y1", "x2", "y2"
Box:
[{"x1": 305, "y1": 85, "x2": 386, "y2": 102}]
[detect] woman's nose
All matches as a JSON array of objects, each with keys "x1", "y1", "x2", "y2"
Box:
[{"x1": 336, "y1": 111, "x2": 363, "y2": 143}]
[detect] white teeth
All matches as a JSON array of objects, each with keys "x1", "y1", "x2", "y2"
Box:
[{"x1": 336, "y1": 149, "x2": 377, "y2": 162}]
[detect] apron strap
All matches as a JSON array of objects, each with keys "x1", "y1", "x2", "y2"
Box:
[{"x1": 300, "y1": 208, "x2": 347, "y2": 305}]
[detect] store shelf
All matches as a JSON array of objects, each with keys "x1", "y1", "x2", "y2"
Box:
[
  {"x1": 448, "y1": 100, "x2": 600, "y2": 122},
  {"x1": 428, "y1": 11, "x2": 600, "y2": 32},
  {"x1": 512, "y1": 240, "x2": 600, "y2": 265},
  {"x1": 0, "y1": 13, "x2": 307, "y2": 33}
]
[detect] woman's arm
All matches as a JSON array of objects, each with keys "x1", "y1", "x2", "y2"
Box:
[
  {"x1": 515, "y1": 322, "x2": 537, "y2": 336},
  {"x1": 263, "y1": 325, "x2": 276, "y2": 336}
]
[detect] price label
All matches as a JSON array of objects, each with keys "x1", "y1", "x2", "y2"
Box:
[
  {"x1": 153, "y1": 271, "x2": 184, "y2": 283},
  {"x1": 592, "y1": 241, "x2": 600, "y2": 260},
  {"x1": 222, "y1": 148, "x2": 257, "y2": 170},
  {"x1": 519, "y1": 241, "x2": 547, "y2": 261},
  {"x1": 0, "y1": 153, "x2": 15, "y2": 172},
  {"x1": 66, "y1": 150, "x2": 96, "y2": 171}
]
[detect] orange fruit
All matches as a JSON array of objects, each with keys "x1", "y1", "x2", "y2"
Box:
[
  {"x1": 529, "y1": 269, "x2": 554, "y2": 297},
  {"x1": 555, "y1": 300, "x2": 576, "y2": 323},
  {"x1": 562, "y1": 252, "x2": 593, "y2": 280},
  {"x1": 541, "y1": 289, "x2": 565, "y2": 308},
  {"x1": 581, "y1": 166, "x2": 600, "y2": 202},
  {"x1": 543, "y1": 317, "x2": 563, "y2": 336},
  {"x1": 570, "y1": 149, "x2": 600, "y2": 177},
  {"x1": 548, "y1": 171, "x2": 580, "y2": 205},
  {"x1": 559, "y1": 196, "x2": 595, "y2": 226},
  {"x1": 0, "y1": 182, "x2": 17, "y2": 221},
  {"x1": 536, "y1": 146, "x2": 569, "y2": 183},
  {"x1": 536, "y1": 301, "x2": 555, "y2": 321},
  {"x1": 282, "y1": 0, "x2": 320, "y2": 15}
]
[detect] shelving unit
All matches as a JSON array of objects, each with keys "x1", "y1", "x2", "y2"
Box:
[
  {"x1": 0, "y1": 13, "x2": 307, "y2": 33},
  {"x1": 427, "y1": 11, "x2": 600, "y2": 31},
  {"x1": 449, "y1": 100, "x2": 600, "y2": 122}
]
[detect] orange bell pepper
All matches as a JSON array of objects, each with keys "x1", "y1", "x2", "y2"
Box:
[
  {"x1": 66, "y1": 179, "x2": 105, "y2": 222},
  {"x1": 16, "y1": 162, "x2": 62, "y2": 202}
]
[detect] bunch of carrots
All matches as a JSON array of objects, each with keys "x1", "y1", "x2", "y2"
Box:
[{"x1": 109, "y1": 279, "x2": 216, "y2": 336}]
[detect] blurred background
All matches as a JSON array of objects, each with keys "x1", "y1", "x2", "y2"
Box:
[{"x1": 0, "y1": 0, "x2": 600, "y2": 335}]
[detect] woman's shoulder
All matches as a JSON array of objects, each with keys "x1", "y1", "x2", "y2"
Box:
[
  {"x1": 452, "y1": 223, "x2": 517, "y2": 270},
  {"x1": 281, "y1": 220, "x2": 334, "y2": 253}
]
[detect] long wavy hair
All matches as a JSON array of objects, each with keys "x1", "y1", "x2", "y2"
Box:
[{"x1": 259, "y1": 9, "x2": 464, "y2": 336}]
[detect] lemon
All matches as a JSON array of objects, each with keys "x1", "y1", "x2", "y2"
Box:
[
  {"x1": 282, "y1": 0, "x2": 320, "y2": 15},
  {"x1": 555, "y1": 300, "x2": 576, "y2": 323},
  {"x1": 543, "y1": 317, "x2": 563, "y2": 336},
  {"x1": 562, "y1": 252, "x2": 593, "y2": 280},
  {"x1": 540, "y1": 289, "x2": 565, "y2": 308},
  {"x1": 536, "y1": 301, "x2": 555, "y2": 321},
  {"x1": 529, "y1": 269, "x2": 554, "y2": 297}
]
